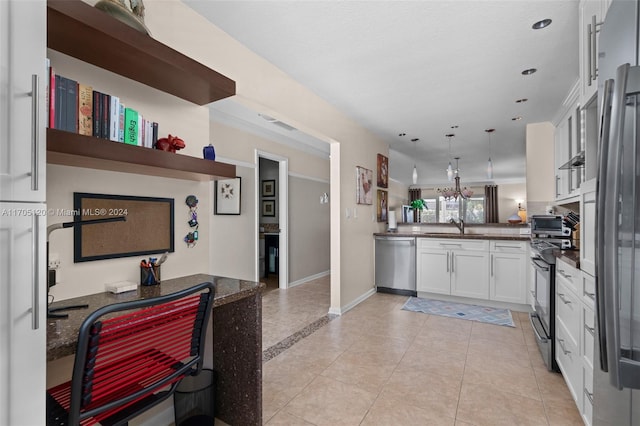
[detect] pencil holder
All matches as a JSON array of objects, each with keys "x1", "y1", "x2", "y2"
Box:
[{"x1": 140, "y1": 265, "x2": 161, "y2": 286}]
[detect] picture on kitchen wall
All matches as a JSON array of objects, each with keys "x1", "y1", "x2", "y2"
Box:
[
  {"x1": 215, "y1": 177, "x2": 241, "y2": 215},
  {"x1": 356, "y1": 166, "x2": 373, "y2": 205},
  {"x1": 377, "y1": 190, "x2": 388, "y2": 222},
  {"x1": 261, "y1": 179, "x2": 276, "y2": 197},
  {"x1": 262, "y1": 200, "x2": 276, "y2": 217},
  {"x1": 377, "y1": 154, "x2": 388, "y2": 188}
]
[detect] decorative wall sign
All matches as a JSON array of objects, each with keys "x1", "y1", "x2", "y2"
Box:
[
  {"x1": 261, "y1": 179, "x2": 276, "y2": 197},
  {"x1": 262, "y1": 200, "x2": 276, "y2": 217},
  {"x1": 377, "y1": 190, "x2": 388, "y2": 222},
  {"x1": 356, "y1": 166, "x2": 373, "y2": 205},
  {"x1": 215, "y1": 177, "x2": 241, "y2": 215},
  {"x1": 377, "y1": 154, "x2": 388, "y2": 188}
]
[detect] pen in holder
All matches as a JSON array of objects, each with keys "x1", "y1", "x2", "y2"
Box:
[{"x1": 140, "y1": 263, "x2": 161, "y2": 286}]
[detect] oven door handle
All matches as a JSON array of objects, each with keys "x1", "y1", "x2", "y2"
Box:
[
  {"x1": 529, "y1": 313, "x2": 549, "y2": 343},
  {"x1": 531, "y1": 258, "x2": 550, "y2": 272}
]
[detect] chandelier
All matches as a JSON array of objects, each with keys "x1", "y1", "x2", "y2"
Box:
[{"x1": 437, "y1": 157, "x2": 473, "y2": 201}]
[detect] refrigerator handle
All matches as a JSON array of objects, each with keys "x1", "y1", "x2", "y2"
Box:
[
  {"x1": 604, "y1": 64, "x2": 640, "y2": 390},
  {"x1": 596, "y1": 77, "x2": 614, "y2": 372},
  {"x1": 30, "y1": 74, "x2": 39, "y2": 191},
  {"x1": 31, "y1": 214, "x2": 40, "y2": 330}
]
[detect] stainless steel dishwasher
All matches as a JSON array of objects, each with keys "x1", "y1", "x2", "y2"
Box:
[{"x1": 374, "y1": 236, "x2": 416, "y2": 296}]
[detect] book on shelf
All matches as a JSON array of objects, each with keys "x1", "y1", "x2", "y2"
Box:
[
  {"x1": 109, "y1": 96, "x2": 120, "y2": 142},
  {"x1": 124, "y1": 107, "x2": 139, "y2": 145},
  {"x1": 152, "y1": 122, "x2": 159, "y2": 148},
  {"x1": 101, "y1": 93, "x2": 110, "y2": 139},
  {"x1": 65, "y1": 77, "x2": 78, "y2": 133},
  {"x1": 55, "y1": 75, "x2": 65, "y2": 131},
  {"x1": 77, "y1": 83, "x2": 93, "y2": 136},
  {"x1": 47, "y1": 61, "x2": 55, "y2": 129},
  {"x1": 118, "y1": 103, "x2": 125, "y2": 142},
  {"x1": 92, "y1": 90, "x2": 102, "y2": 138}
]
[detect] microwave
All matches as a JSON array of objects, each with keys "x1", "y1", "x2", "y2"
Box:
[{"x1": 530, "y1": 215, "x2": 571, "y2": 237}]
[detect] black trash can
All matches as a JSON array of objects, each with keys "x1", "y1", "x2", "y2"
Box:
[{"x1": 174, "y1": 369, "x2": 216, "y2": 426}]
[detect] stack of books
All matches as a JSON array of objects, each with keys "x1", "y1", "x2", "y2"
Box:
[{"x1": 48, "y1": 63, "x2": 159, "y2": 148}]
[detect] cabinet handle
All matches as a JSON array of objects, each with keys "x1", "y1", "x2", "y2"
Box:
[
  {"x1": 584, "y1": 290, "x2": 595, "y2": 301},
  {"x1": 31, "y1": 214, "x2": 40, "y2": 330},
  {"x1": 558, "y1": 269, "x2": 572, "y2": 279},
  {"x1": 558, "y1": 293, "x2": 572, "y2": 305},
  {"x1": 558, "y1": 338, "x2": 571, "y2": 355},
  {"x1": 446, "y1": 252, "x2": 449, "y2": 273},
  {"x1": 555, "y1": 176, "x2": 560, "y2": 197},
  {"x1": 585, "y1": 323, "x2": 595, "y2": 336},
  {"x1": 30, "y1": 74, "x2": 40, "y2": 191},
  {"x1": 490, "y1": 254, "x2": 494, "y2": 277},
  {"x1": 494, "y1": 244, "x2": 520, "y2": 249},
  {"x1": 584, "y1": 388, "x2": 594, "y2": 405},
  {"x1": 587, "y1": 21, "x2": 593, "y2": 86},
  {"x1": 451, "y1": 253, "x2": 455, "y2": 273}
]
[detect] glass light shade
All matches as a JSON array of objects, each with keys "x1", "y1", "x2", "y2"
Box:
[
  {"x1": 487, "y1": 157, "x2": 493, "y2": 179},
  {"x1": 447, "y1": 162, "x2": 453, "y2": 181},
  {"x1": 412, "y1": 165, "x2": 418, "y2": 185}
]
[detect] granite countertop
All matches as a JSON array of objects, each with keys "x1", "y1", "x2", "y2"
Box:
[
  {"x1": 553, "y1": 249, "x2": 580, "y2": 269},
  {"x1": 47, "y1": 273, "x2": 265, "y2": 361},
  {"x1": 374, "y1": 232, "x2": 530, "y2": 241}
]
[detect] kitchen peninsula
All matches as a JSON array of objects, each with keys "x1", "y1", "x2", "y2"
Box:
[{"x1": 47, "y1": 274, "x2": 265, "y2": 426}]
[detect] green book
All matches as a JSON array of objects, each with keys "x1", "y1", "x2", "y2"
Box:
[{"x1": 124, "y1": 107, "x2": 139, "y2": 145}]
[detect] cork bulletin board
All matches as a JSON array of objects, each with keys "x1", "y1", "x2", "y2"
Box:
[{"x1": 73, "y1": 192, "x2": 174, "y2": 262}]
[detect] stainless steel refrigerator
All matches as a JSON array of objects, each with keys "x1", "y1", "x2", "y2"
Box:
[{"x1": 595, "y1": 0, "x2": 640, "y2": 424}]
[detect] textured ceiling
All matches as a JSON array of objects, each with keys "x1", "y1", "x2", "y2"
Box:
[{"x1": 185, "y1": 0, "x2": 579, "y2": 186}]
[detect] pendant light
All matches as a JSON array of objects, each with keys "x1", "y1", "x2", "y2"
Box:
[
  {"x1": 485, "y1": 128, "x2": 495, "y2": 179},
  {"x1": 445, "y1": 134, "x2": 454, "y2": 182},
  {"x1": 412, "y1": 138, "x2": 419, "y2": 184}
]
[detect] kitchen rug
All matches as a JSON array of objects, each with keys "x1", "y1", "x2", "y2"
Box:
[{"x1": 401, "y1": 297, "x2": 515, "y2": 327}]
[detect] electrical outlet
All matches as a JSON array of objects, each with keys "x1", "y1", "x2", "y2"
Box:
[
  {"x1": 353, "y1": 207, "x2": 358, "y2": 218},
  {"x1": 48, "y1": 258, "x2": 60, "y2": 269}
]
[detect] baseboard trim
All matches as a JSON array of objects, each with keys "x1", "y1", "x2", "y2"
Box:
[
  {"x1": 288, "y1": 270, "x2": 330, "y2": 288},
  {"x1": 328, "y1": 287, "x2": 376, "y2": 316}
]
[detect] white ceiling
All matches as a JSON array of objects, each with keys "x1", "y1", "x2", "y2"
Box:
[{"x1": 185, "y1": 0, "x2": 579, "y2": 186}]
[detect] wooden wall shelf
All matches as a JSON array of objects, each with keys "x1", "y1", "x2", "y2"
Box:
[
  {"x1": 47, "y1": 0, "x2": 236, "y2": 105},
  {"x1": 47, "y1": 129, "x2": 236, "y2": 181}
]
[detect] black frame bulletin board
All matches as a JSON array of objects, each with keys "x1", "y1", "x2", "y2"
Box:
[{"x1": 73, "y1": 192, "x2": 175, "y2": 262}]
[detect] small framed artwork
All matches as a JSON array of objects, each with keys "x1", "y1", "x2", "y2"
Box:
[
  {"x1": 215, "y1": 177, "x2": 241, "y2": 215},
  {"x1": 262, "y1": 200, "x2": 276, "y2": 217},
  {"x1": 356, "y1": 166, "x2": 373, "y2": 205},
  {"x1": 377, "y1": 154, "x2": 388, "y2": 188},
  {"x1": 262, "y1": 179, "x2": 276, "y2": 197},
  {"x1": 377, "y1": 190, "x2": 388, "y2": 222}
]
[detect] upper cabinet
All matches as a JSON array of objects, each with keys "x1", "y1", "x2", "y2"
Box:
[
  {"x1": 579, "y1": 0, "x2": 611, "y2": 106},
  {"x1": 0, "y1": 0, "x2": 47, "y2": 202},
  {"x1": 45, "y1": 0, "x2": 237, "y2": 180},
  {"x1": 554, "y1": 83, "x2": 583, "y2": 203}
]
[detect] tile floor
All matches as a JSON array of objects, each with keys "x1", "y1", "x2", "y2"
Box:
[{"x1": 261, "y1": 277, "x2": 584, "y2": 426}]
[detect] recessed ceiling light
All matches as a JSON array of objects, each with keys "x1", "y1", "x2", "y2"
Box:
[
  {"x1": 522, "y1": 68, "x2": 537, "y2": 75},
  {"x1": 512, "y1": 116, "x2": 523, "y2": 121},
  {"x1": 515, "y1": 98, "x2": 528, "y2": 103},
  {"x1": 532, "y1": 19, "x2": 552, "y2": 30},
  {"x1": 411, "y1": 138, "x2": 420, "y2": 142},
  {"x1": 445, "y1": 133, "x2": 455, "y2": 138},
  {"x1": 259, "y1": 114, "x2": 277, "y2": 123},
  {"x1": 450, "y1": 125, "x2": 459, "y2": 129},
  {"x1": 398, "y1": 132, "x2": 406, "y2": 137}
]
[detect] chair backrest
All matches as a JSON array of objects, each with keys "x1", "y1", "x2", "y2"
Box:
[{"x1": 66, "y1": 282, "x2": 215, "y2": 425}]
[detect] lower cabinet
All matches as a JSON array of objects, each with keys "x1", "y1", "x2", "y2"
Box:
[
  {"x1": 490, "y1": 241, "x2": 528, "y2": 304},
  {"x1": 416, "y1": 238, "x2": 499, "y2": 301}
]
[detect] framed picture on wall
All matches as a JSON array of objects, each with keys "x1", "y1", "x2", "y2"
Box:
[
  {"x1": 377, "y1": 154, "x2": 388, "y2": 188},
  {"x1": 377, "y1": 190, "x2": 388, "y2": 222},
  {"x1": 262, "y1": 200, "x2": 276, "y2": 217},
  {"x1": 261, "y1": 179, "x2": 276, "y2": 197},
  {"x1": 356, "y1": 166, "x2": 373, "y2": 205},
  {"x1": 215, "y1": 177, "x2": 241, "y2": 215}
]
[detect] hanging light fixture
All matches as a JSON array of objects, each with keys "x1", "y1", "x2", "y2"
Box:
[
  {"x1": 485, "y1": 128, "x2": 495, "y2": 179},
  {"x1": 445, "y1": 134, "x2": 454, "y2": 182},
  {"x1": 411, "y1": 138, "x2": 419, "y2": 184},
  {"x1": 437, "y1": 157, "x2": 473, "y2": 201}
]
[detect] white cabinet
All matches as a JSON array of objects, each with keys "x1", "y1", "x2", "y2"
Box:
[
  {"x1": 580, "y1": 179, "x2": 596, "y2": 276},
  {"x1": 416, "y1": 239, "x2": 489, "y2": 299},
  {"x1": 489, "y1": 241, "x2": 527, "y2": 304},
  {"x1": 0, "y1": 1, "x2": 47, "y2": 425}
]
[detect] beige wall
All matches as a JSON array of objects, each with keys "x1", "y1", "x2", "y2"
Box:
[{"x1": 526, "y1": 122, "x2": 555, "y2": 203}]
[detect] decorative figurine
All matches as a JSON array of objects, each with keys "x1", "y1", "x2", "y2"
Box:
[
  {"x1": 156, "y1": 134, "x2": 185, "y2": 153},
  {"x1": 185, "y1": 195, "x2": 199, "y2": 248}
]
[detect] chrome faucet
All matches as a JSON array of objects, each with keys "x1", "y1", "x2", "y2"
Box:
[{"x1": 450, "y1": 218, "x2": 465, "y2": 234}]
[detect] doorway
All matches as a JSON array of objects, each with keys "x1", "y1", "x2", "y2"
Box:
[{"x1": 257, "y1": 152, "x2": 288, "y2": 290}]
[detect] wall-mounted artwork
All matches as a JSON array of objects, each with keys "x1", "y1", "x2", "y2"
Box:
[
  {"x1": 215, "y1": 177, "x2": 241, "y2": 215},
  {"x1": 262, "y1": 200, "x2": 276, "y2": 217},
  {"x1": 377, "y1": 154, "x2": 388, "y2": 188},
  {"x1": 356, "y1": 166, "x2": 373, "y2": 205},
  {"x1": 377, "y1": 190, "x2": 388, "y2": 222},
  {"x1": 261, "y1": 179, "x2": 276, "y2": 197}
]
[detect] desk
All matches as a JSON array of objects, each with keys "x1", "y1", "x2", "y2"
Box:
[{"x1": 47, "y1": 273, "x2": 265, "y2": 426}]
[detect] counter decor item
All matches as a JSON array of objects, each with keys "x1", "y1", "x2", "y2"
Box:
[
  {"x1": 410, "y1": 199, "x2": 425, "y2": 223},
  {"x1": 94, "y1": 0, "x2": 150, "y2": 35},
  {"x1": 184, "y1": 195, "x2": 199, "y2": 248},
  {"x1": 215, "y1": 177, "x2": 241, "y2": 215},
  {"x1": 203, "y1": 143, "x2": 216, "y2": 161},
  {"x1": 507, "y1": 213, "x2": 522, "y2": 224},
  {"x1": 156, "y1": 134, "x2": 185, "y2": 153}
]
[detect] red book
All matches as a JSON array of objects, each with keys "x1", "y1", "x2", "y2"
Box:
[{"x1": 48, "y1": 63, "x2": 55, "y2": 129}]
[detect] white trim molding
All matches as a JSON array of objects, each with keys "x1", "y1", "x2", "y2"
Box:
[{"x1": 328, "y1": 287, "x2": 376, "y2": 316}]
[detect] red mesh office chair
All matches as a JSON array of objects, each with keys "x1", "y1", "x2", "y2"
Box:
[{"x1": 47, "y1": 282, "x2": 215, "y2": 426}]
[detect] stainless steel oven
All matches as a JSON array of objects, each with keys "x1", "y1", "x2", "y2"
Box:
[{"x1": 529, "y1": 239, "x2": 560, "y2": 372}]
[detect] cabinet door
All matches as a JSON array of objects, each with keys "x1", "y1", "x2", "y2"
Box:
[
  {"x1": 416, "y1": 248, "x2": 450, "y2": 295},
  {"x1": 579, "y1": 0, "x2": 604, "y2": 105},
  {"x1": 555, "y1": 117, "x2": 571, "y2": 200},
  {"x1": 0, "y1": 0, "x2": 47, "y2": 202},
  {"x1": 0, "y1": 203, "x2": 47, "y2": 426},
  {"x1": 580, "y1": 179, "x2": 596, "y2": 276},
  {"x1": 490, "y1": 251, "x2": 527, "y2": 304},
  {"x1": 450, "y1": 250, "x2": 489, "y2": 299}
]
